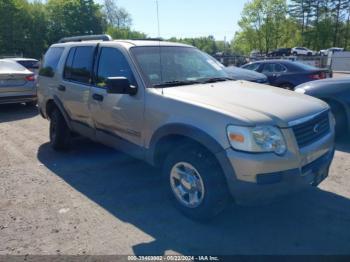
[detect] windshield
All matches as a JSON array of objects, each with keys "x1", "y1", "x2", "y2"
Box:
[{"x1": 131, "y1": 46, "x2": 230, "y2": 87}]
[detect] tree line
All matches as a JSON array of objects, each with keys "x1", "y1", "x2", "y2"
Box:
[
  {"x1": 0, "y1": 0, "x2": 145, "y2": 59},
  {"x1": 233, "y1": 0, "x2": 350, "y2": 55},
  {"x1": 1, "y1": 0, "x2": 348, "y2": 59}
]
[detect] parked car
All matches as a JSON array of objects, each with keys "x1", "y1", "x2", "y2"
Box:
[
  {"x1": 249, "y1": 49, "x2": 264, "y2": 60},
  {"x1": 0, "y1": 59, "x2": 37, "y2": 105},
  {"x1": 291, "y1": 47, "x2": 316, "y2": 56},
  {"x1": 319, "y1": 47, "x2": 344, "y2": 56},
  {"x1": 295, "y1": 78, "x2": 349, "y2": 138},
  {"x1": 8, "y1": 58, "x2": 40, "y2": 75},
  {"x1": 241, "y1": 60, "x2": 332, "y2": 90},
  {"x1": 38, "y1": 35, "x2": 335, "y2": 221},
  {"x1": 267, "y1": 48, "x2": 291, "y2": 57},
  {"x1": 224, "y1": 66, "x2": 268, "y2": 84}
]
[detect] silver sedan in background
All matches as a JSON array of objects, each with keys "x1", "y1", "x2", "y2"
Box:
[{"x1": 0, "y1": 59, "x2": 37, "y2": 106}]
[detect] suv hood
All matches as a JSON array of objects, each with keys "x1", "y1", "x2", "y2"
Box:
[{"x1": 162, "y1": 80, "x2": 328, "y2": 127}]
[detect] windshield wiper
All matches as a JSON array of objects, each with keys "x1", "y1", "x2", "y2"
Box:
[
  {"x1": 199, "y1": 77, "x2": 234, "y2": 83},
  {"x1": 153, "y1": 80, "x2": 201, "y2": 88}
]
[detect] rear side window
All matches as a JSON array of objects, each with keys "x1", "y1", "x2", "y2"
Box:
[
  {"x1": 64, "y1": 46, "x2": 94, "y2": 84},
  {"x1": 262, "y1": 63, "x2": 287, "y2": 73},
  {"x1": 39, "y1": 47, "x2": 64, "y2": 77}
]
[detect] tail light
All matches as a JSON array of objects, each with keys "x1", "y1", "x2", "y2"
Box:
[
  {"x1": 308, "y1": 74, "x2": 320, "y2": 80},
  {"x1": 25, "y1": 75, "x2": 35, "y2": 81},
  {"x1": 309, "y1": 72, "x2": 326, "y2": 80},
  {"x1": 319, "y1": 72, "x2": 326, "y2": 79}
]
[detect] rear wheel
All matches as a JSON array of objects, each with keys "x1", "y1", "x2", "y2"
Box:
[
  {"x1": 293, "y1": 52, "x2": 298, "y2": 56},
  {"x1": 49, "y1": 109, "x2": 71, "y2": 150},
  {"x1": 163, "y1": 143, "x2": 231, "y2": 221}
]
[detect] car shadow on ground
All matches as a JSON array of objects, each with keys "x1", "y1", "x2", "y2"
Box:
[
  {"x1": 336, "y1": 136, "x2": 350, "y2": 153},
  {"x1": 37, "y1": 139, "x2": 350, "y2": 255},
  {"x1": 0, "y1": 104, "x2": 38, "y2": 123}
]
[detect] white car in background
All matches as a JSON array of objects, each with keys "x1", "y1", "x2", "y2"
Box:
[
  {"x1": 291, "y1": 47, "x2": 316, "y2": 56},
  {"x1": 319, "y1": 47, "x2": 344, "y2": 56}
]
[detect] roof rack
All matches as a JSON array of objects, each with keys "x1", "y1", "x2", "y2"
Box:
[
  {"x1": 131, "y1": 38, "x2": 164, "y2": 41},
  {"x1": 58, "y1": 34, "x2": 113, "y2": 43}
]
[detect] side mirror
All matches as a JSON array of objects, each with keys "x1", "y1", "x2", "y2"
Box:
[{"x1": 106, "y1": 77, "x2": 137, "y2": 96}]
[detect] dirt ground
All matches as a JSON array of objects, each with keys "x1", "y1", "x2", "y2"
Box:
[{"x1": 0, "y1": 104, "x2": 350, "y2": 256}]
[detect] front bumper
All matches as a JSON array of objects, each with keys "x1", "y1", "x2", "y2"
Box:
[{"x1": 217, "y1": 130, "x2": 335, "y2": 205}]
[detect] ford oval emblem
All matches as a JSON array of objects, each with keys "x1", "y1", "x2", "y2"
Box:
[{"x1": 313, "y1": 124, "x2": 320, "y2": 133}]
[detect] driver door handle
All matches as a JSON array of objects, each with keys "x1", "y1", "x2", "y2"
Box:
[{"x1": 92, "y1": 93, "x2": 104, "y2": 102}]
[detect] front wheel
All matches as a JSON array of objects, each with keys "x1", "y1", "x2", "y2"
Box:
[
  {"x1": 26, "y1": 101, "x2": 37, "y2": 107},
  {"x1": 329, "y1": 102, "x2": 348, "y2": 139},
  {"x1": 163, "y1": 144, "x2": 231, "y2": 221},
  {"x1": 280, "y1": 83, "x2": 294, "y2": 91}
]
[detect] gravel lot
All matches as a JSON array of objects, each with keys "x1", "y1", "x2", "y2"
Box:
[{"x1": 0, "y1": 104, "x2": 350, "y2": 255}]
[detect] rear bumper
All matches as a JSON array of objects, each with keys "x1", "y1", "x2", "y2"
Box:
[{"x1": 0, "y1": 95, "x2": 37, "y2": 104}]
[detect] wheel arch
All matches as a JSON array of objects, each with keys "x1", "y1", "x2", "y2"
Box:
[
  {"x1": 322, "y1": 97, "x2": 350, "y2": 131},
  {"x1": 45, "y1": 96, "x2": 72, "y2": 130},
  {"x1": 147, "y1": 124, "x2": 226, "y2": 166}
]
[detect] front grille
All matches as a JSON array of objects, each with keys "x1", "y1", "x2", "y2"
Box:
[{"x1": 292, "y1": 110, "x2": 330, "y2": 148}]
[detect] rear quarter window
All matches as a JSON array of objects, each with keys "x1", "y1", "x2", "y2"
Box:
[
  {"x1": 63, "y1": 46, "x2": 94, "y2": 84},
  {"x1": 39, "y1": 47, "x2": 64, "y2": 77}
]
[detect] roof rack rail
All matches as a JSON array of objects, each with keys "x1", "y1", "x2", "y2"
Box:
[
  {"x1": 58, "y1": 34, "x2": 113, "y2": 43},
  {"x1": 131, "y1": 38, "x2": 164, "y2": 41}
]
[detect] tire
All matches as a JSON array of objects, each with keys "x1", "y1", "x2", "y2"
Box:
[
  {"x1": 49, "y1": 108, "x2": 71, "y2": 150},
  {"x1": 329, "y1": 102, "x2": 348, "y2": 139},
  {"x1": 293, "y1": 52, "x2": 298, "y2": 56},
  {"x1": 280, "y1": 83, "x2": 294, "y2": 91},
  {"x1": 163, "y1": 143, "x2": 231, "y2": 221},
  {"x1": 307, "y1": 52, "x2": 312, "y2": 56},
  {"x1": 26, "y1": 101, "x2": 37, "y2": 107}
]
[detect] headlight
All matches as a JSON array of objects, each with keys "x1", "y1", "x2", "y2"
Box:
[{"x1": 227, "y1": 125, "x2": 287, "y2": 155}]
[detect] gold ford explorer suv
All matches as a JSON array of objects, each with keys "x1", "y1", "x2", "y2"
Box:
[{"x1": 38, "y1": 35, "x2": 335, "y2": 221}]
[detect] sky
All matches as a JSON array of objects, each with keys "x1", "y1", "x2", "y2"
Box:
[{"x1": 102, "y1": 0, "x2": 247, "y2": 41}]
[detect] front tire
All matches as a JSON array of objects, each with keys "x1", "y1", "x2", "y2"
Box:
[
  {"x1": 26, "y1": 101, "x2": 37, "y2": 107},
  {"x1": 49, "y1": 109, "x2": 71, "y2": 150},
  {"x1": 329, "y1": 102, "x2": 348, "y2": 139},
  {"x1": 163, "y1": 144, "x2": 231, "y2": 221},
  {"x1": 280, "y1": 83, "x2": 294, "y2": 91}
]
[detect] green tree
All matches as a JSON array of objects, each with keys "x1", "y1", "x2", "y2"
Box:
[
  {"x1": 0, "y1": 0, "x2": 30, "y2": 56},
  {"x1": 46, "y1": 0, "x2": 106, "y2": 44},
  {"x1": 233, "y1": 0, "x2": 290, "y2": 55},
  {"x1": 103, "y1": 0, "x2": 132, "y2": 28}
]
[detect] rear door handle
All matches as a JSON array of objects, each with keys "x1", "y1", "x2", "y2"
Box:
[
  {"x1": 92, "y1": 93, "x2": 104, "y2": 102},
  {"x1": 58, "y1": 85, "x2": 66, "y2": 91}
]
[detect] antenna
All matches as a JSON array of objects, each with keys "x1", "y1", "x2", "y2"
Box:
[
  {"x1": 155, "y1": 0, "x2": 163, "y2": 94},
  {"x1": 156, "y1": 0, "x2": 161, "y2": 38}
]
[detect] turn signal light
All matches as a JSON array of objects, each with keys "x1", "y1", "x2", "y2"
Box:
[{"x1": 229, "y1": 133, "x2": 245, "y2": 143}]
